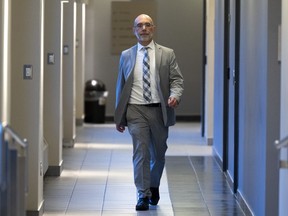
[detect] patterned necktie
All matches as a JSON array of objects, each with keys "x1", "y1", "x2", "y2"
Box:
[{"x1": 142, "y1": 47, "x2": 152, "y2": 103}]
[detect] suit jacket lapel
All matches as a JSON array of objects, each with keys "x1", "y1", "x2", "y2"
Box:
[
  {"x1": 123, "y1": 45, "x2": 137, "y2": 79},
  {"x1": 129, "y1": 45, "x2": 138, "y2": 77},
  {"x1": 155, "y1": 43, "x2": 162, "y2": 74}
]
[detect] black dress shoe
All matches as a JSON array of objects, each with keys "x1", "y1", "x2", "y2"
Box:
[
  {"x1": 136, "y1": 197, "x2": 149, "y2": 211},
  {"x1": 149, "y1": 187, "x2": 160, "y2": 205}
]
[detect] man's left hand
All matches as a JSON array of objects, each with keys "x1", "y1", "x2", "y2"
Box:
[{"x1": 168, "y1": 97, "x2": 178, "y2": 108}]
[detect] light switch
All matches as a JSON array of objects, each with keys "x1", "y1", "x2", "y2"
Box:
[
  {"x1": 47, "y1": 53, "x2": 55, "y2": 64},
  {"x1": 63, "y1": 45, "x2": 69, "y2": 55},
  {"x1": 23, "y1": 65, "x2": 33, "y2": 80}
]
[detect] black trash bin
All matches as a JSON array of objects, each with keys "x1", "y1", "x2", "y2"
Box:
[{"x1": 84, "y1": 79, "x2": 108, "y2": 123}]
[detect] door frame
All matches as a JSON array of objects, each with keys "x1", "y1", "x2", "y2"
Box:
[
  {"x1": 223, "y1": 0, "x2": 230, "y2": 172},
  {"x1": 201, "y1": 0, "x2": 207, "y2": 137},
  {"x1": 223, "y1": 0, "x2": 240, "y2": 193},
  {"x1": 233, "y1": 0, "x2": 240, "y2": 193}
]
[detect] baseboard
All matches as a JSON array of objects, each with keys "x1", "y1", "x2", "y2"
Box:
[
  {"x1": 76, "y1": 118, "x2": 84, "y2": 126},
  {"x1": 213, "y1": 149, "x2": 235, "y2": 194},
  {"x1": 105, "y1": 116, "x2": 114, "y2": 123},
  {"x1": 63, "y1": 137, "x2": 75, "y2": 148},
  {"x1": 26, "y1": 199, "x2": 44, "y2": 216},
  {"x1": 224, "y1": 170, "x2": 234, "y2": 193},
  {"x1": 206, "y1": 137, "x2": 213, "y2": 146},
  {"x1": 213, "y1": 149, "x2": 254, "y2": 216},
  {"x1": 44, "y1": 160, "x2": 63, "y2": 177},
  {"x1": 176, "y1": 115, "x2": 201, "y2": 122},
  {"x1": 213, "y1": 148, "x2": 223, "y2": 169},
  {"x1": 236, "y1": 190, "x2": 254, "y2": 216}
]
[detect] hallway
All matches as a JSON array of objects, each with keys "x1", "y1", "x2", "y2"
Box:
[{"x1": 43, "y1": 122, "x2": 245, "y2": 216}]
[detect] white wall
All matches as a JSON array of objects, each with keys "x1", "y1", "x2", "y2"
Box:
[
  {"x1": 279, "y1": 1, "x2": 288, "y2": 215},
  {"x1": 205, "y1": 0, "x2": 215, "y2": 144},
  {"x1": 0, "y1": 0, "x2": 4, "y2": 121},
  {"x1": 237, "y1": 0, "x2": 280, "y2": 214},
  {"x1": 10, "y1": 0, "x2": 44, "y2": 212},
  {"x1": 44, "y1": 0, "x2": 64, "y2": 176},
  {"x1": 62, "y1": 1, "x2": 76, "y2": 146},
  {"x1": 0, "y1": 0, "x2": 10, "y2": 124},
  {"x1": 75, "y1": 2, "x2": 85, "y2": 125}
]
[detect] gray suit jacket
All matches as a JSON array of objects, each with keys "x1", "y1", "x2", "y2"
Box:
[{"x1": 114, "y1": 42, "x2": 184, "y2": 127}]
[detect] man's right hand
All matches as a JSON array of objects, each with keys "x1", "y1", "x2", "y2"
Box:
[{"x1": 116, "y1": 124, "x2": 125, "y2": 133}]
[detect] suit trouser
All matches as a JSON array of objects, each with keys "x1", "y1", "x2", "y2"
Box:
[{"x1": 126, "y1": 104, "x2": 168, "y2": 198}]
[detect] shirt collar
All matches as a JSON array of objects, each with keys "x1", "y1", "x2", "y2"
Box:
[{"x1": 137, "y1": 40, "x2": 155, "y2": 52}]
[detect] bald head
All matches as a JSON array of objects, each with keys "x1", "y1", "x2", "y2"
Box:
[{"x1": 134, "y1": 14, "x2": 154, "y2": 26}]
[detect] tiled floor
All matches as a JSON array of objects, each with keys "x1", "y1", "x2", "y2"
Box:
[
  {"x1": 166, "y1": 156, "x2": 245, "y2": 216},
  {"x1": 43, "y1": 122, "x2": 244, "y2": 216}
]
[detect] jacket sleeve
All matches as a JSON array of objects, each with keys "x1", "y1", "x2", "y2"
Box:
[
  {"x1": 115, "y1": 53, "x2": 125, "y2": 108},
  {"x1": 169, "y1": 51, "x2": 184, "y2": 103}
]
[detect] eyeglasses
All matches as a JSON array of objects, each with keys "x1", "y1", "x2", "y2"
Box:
[{"x1": 134, "y1": 22, "x2": 154, "y2": 29}]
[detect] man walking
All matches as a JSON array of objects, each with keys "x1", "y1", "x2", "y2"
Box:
[{"x1": 115, "y1": 14, "x2": 184, "y2": 211}]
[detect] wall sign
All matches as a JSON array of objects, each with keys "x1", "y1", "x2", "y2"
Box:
[{"x1": 111, "y1": 1, "x2": 157, "y2": 55}]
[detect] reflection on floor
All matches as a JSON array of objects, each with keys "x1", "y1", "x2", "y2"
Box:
[
  {"x1": 43, "y1": 122, "x2": 244, "y2": 216},
  {"x1": 166, "y1": 156, "x2": 244, "y2": 216}
]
